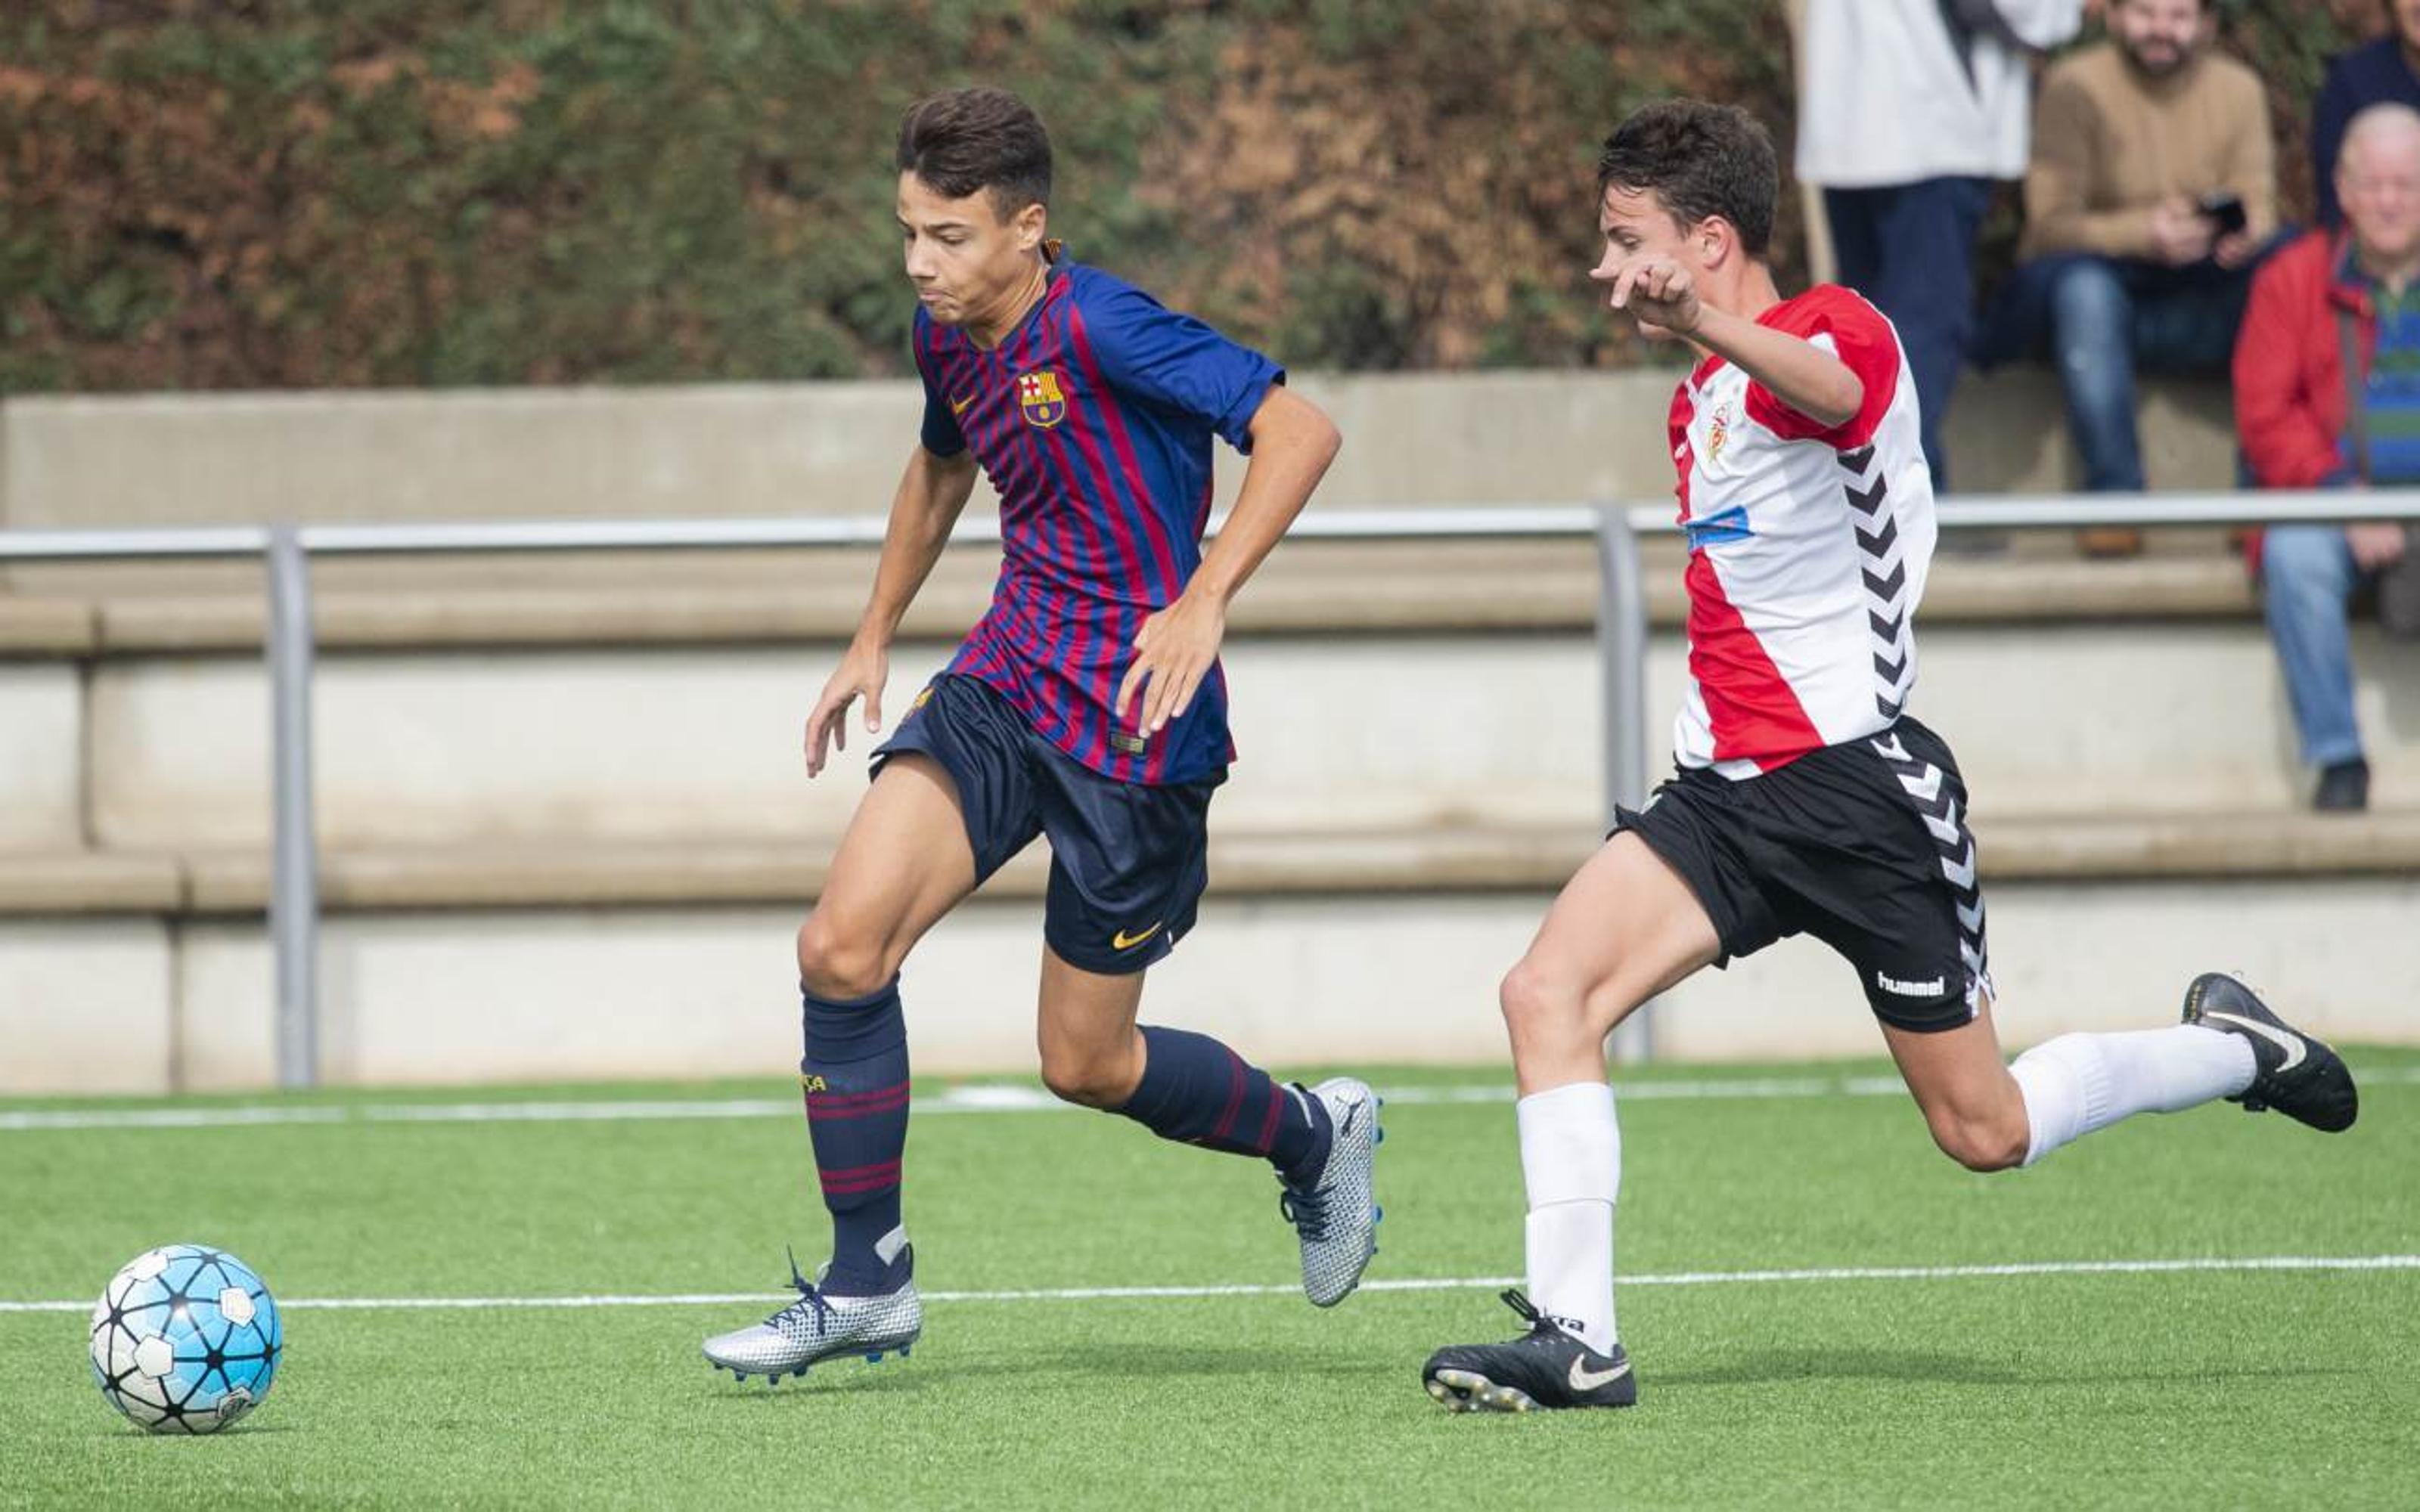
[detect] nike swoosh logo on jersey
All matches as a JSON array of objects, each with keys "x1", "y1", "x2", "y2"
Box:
[
  {"x1": 951, "y1": 392, "x2": 976, "y2": 417},
  {"x1": 1112, "y1": 922, "x2": 1164, "y2": 951},
  {"x1": 1568, "y1": 1355, "x2": 1632, "y2": 1393},
  {"x1": 2200, "y1": 1011, "x2": 2305, "y2": 1072}
]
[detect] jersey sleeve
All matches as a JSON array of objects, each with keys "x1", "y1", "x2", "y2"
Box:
[
  {"x1": 1742, "y1": 287, "x2": 1903, "y2": 452},
  {"x1": 1074, "y1": 277, "x2": 1284, "y2": 452},
  {"x1": 912, "y1": 311, "x2": 968, "y2": 458}
]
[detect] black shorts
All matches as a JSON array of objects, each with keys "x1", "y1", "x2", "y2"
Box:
[
  {"x1": 871, "y1": 674, "x2": 1221, "y2": 976},
  {"x1": 1613, "y1": 717, "x2": 1992, "y2": 1033}
]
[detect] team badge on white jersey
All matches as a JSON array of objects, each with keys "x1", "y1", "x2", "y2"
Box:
[{"x1": 1663, "y1": 285, "x2": 1937, "y2": 779}]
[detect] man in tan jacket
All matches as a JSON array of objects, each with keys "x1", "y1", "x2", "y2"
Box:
[{"x1": 1976, "y1": 0, "x2": 2279, "y2": 545}]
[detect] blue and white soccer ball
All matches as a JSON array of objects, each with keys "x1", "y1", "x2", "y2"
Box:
[{"x1": 88, "y1": 1244, "x2": 282, "y2": 1434}]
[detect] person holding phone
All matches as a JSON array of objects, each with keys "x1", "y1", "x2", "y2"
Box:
[{"x1": 1973, "y1": 0, "x2": 2282, "y2": 549}]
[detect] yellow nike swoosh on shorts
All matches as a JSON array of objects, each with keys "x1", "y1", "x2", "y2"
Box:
[{"x1": 1112, "y1": 922, "x2": 1165, "y2": 951}]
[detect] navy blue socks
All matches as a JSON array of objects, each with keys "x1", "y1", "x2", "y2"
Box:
[
  {"x1": 804, "y1": 994, "x2": 1327, "y2": 1289},
  {"x1": 800, "y1": 981, "x2": 912, "y2": 1295},
  {"x1": 1115, "y1": 1024, "x2": 1329, "y2": 1185}
]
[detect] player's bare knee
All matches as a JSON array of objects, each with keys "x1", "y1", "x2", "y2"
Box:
[
  {"x1": 1928, "y1": 1108, "x2": 2028, "y2": 1173},
  {"x1": 795, "y1": 912, "x2": 892, "y2": 1002},
  {"x1": 1498, "y1": 959, "x2": 1564, "y2": 1032},
  {"x1": 1491, "y1": 962, "x2": 1606, "y2": 1069},
  {"x1": 1499, "y1": 957, "x2": 1599, "y2": 1053},
  {"x1": 1038, "y1": 1046, "x2": 1131, "y2": 1110}
]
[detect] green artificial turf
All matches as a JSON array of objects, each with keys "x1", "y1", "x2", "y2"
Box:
[{"x1": 4, "y1": 1055, "x2": 2415, "y2": 1509}]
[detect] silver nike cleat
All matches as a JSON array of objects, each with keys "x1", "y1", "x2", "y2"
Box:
[
  {"x1": 701, "y1": 1252, "x2": 921, "y2": 1383},
  {"x1": 1280, "y1": 1077, "x2": 1383, "y2": 1307}
]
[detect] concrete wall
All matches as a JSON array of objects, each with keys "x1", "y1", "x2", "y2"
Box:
[
  {"x1": 0, "y1": 369, "x2": 2378, "y2": 1095},
  {"x1": 71, "y1": 624, "x2": 2420, "y2": 853},
  {"x1": 0, "y1": 922, "x2": 173, "y2": 1095},
  {"x1": 9, "y1": 874, "x2": 2412, "y2": 1093},
  {"x1": 0, "y1": 666, "x2": 82, "y2": 848},
  {"x1": 0, "y1": 369, "x2": 2233, "y2": 529},
  {"x1": 9, "y1": 609, "x2": 2411, "y2": 1094}
]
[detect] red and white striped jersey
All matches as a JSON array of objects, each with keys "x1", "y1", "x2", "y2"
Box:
[{"x1": 1664, "y1": 284, "x2": 1935, "y2": 779}]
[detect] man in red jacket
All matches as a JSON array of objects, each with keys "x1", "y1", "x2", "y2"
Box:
[{"x1": 2235, "y1": 102, "x2": 2420, "y2": 812}]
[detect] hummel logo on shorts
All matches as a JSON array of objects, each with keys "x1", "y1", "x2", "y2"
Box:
[{"x1": 1875, "y1": 970, "x2": 1946, "y2": 998}]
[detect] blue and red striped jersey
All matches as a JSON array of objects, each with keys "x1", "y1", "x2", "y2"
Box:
[{"x1": 913, "y1": 260, "x2": 1283, "y2": 785}]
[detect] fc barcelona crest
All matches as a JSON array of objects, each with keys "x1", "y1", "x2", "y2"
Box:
[{"x1": 1017, "y1": 369, "x2": 1069, "y2": 429}]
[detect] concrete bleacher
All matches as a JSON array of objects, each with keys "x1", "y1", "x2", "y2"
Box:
[{"x1": 4, "y1": 369, "x2": 2416, "y2": 1093}]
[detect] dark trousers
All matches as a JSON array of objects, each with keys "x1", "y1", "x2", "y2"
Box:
[
  {"x1": 1976, "y1": 243, "x2": 2284, "y2": 492},
  {"x1": 1825, "y1": 176, "x2": 1993, "y2": 491}
]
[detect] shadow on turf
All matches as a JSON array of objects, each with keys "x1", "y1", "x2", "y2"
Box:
[
  {"x1": 706, "y1": 1343, "x2": 1367, "y2": 1399},
  {"x1": 1656, "y1": 1347, "x2": 2360, "y2": 1390},
  {"x1": 97, "y1": 1424, "x2": 303, "y2": 1442}
]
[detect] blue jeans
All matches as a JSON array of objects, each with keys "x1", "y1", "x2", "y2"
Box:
[
  {"x1": 1981, "y1": 249, "x2": 2275, "y2": 491},
  {"x1": 1826, "y1": 177, "x2": 1993, "y2": 491},
  {"x1": 2262, "y1": 524, "x2": 2367, "y2": 768}
]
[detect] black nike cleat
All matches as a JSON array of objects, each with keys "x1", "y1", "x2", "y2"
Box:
[
  {"x1": 2182, "y1": 972, "x2": 2358, "y2": 1133},
  {"x1": 1421, "y1": 1289, "x2": 1636, "y2": 1412}
]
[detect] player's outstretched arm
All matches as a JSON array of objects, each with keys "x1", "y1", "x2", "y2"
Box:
[
  {"x1": 1115, "y1": 386, "x2": 1342, "y2": 735},
  {"x1": 1688, "y1": 304, "x2": 1862, "y2": 431},
  {"x1": 804, "y1": 444, "x2": 980, "y2": 776}
]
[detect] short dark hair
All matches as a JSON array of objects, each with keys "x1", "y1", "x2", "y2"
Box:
[
  {"x1": 895, "y1": 87, "x2": 1053, "y2": 215},
  {"x1": 1595, "y1": 99, "x2": 1777, "y2": 256}
]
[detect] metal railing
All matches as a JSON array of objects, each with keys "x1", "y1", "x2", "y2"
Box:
[{"x1": 5, "y1": 488, "x2": 2415, "y2": 1085}]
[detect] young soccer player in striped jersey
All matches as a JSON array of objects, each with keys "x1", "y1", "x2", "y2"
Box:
[
  {"x1": 703, "y1": 87, "x2": 1379, "y2": 1382},
  {"x1": 1419, "y1": 100, "x2": 2359, "y2": 1414}
]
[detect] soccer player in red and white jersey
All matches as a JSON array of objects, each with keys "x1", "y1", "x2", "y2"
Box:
[{"x1": 1421, "y1": 100, "x2": 2359, "y2": 1414}]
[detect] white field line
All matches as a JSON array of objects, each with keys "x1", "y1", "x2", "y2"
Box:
[
  {"x1": 2, "y1": 1254, "x2": 2415, "y2": 1316},
  {"x1": 8, "y1": 1064, "x2": 2417, "y2": 1133}
]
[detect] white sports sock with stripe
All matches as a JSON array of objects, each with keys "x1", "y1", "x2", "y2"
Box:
[
  {"x1": 1517, "y1": 1080, "x2": 1621, "y2": 1355},
  {"x1": 2008, "y1": 1025, "x2": 2257, "y2": 1167}
]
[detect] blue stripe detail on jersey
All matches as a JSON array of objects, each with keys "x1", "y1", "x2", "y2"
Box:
[{"x1": 1684, "y1": 505, "x2": 1754, "y2": 551}]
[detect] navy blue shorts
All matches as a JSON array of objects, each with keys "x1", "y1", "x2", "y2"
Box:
[{"x1": 871, "y1": 674, "x2": 1221, "y2": 976}]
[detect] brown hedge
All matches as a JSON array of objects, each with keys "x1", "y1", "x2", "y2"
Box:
[{"x1": 0, "y1": 0, "x2": 2378, "y2": 391}]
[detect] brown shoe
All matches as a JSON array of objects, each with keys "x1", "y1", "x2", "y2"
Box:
[{"x1": 2077, "y1": 527, "x2": 2143, "y2": 559}]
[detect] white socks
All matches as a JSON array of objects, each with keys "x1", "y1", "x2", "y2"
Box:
[
  {"x1": 2008, "y1": 1025, "x2": 2257, "y2": 1167},
  {"x1": 1511, "y1": 1030, "x2": 2256, "y2": 1349},
  {"x1": 1516, "y1": 1080, "x2": 1621, "y2": 1355}
]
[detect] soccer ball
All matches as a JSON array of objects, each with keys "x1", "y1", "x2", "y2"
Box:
[{"x1": 88, "y1": 1244, "x2": 282, "y2": 1434}]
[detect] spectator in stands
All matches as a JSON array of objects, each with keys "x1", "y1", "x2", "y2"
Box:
[
  {"x1": 1796, "y1": 0, "x2": 2086, "y2": 491},
  {"x1": 1976, "y1": 0, "x2": 2278, "y2": 554},
  {"x1": 2236, "y1": 102, "x2": 2420, "y2": 814},
  {"x1": 2313, "y1": 1, "x2": 2420, "y2": 228}
]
